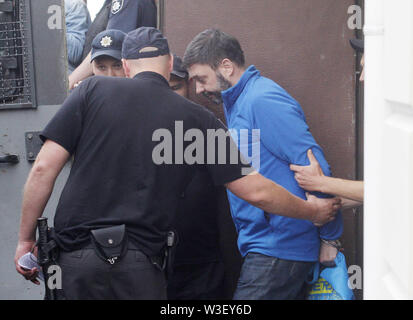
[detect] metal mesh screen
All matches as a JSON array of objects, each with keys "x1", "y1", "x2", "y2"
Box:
[{"x1": 0, "y1": 0, "x2": 35, "y2": 109}]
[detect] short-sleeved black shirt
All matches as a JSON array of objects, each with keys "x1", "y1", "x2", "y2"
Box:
[{"x1": 41, "y1": 72, "x2": 248, "y2": 257}]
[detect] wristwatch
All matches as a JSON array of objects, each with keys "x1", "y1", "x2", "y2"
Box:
[{"x1": 321, "y1": 239, "x2": 342, "y2": 251}]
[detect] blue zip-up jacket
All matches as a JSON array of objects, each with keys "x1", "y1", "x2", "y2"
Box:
[{"x1": 222, "y1": 65, "x2": 343, "y2": 262}]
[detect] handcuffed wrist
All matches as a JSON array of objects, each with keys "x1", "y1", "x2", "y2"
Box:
[{"x1": 320, "y1": 238, "x2": 342, "y2": 250}]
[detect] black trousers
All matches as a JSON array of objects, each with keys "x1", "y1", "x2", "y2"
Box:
[
  {"x1": 167, "y1": 261, "x2": 226, "y2": 300},
  {"x1": 55, "y1": 247, "x2": 167, "y2": 300}
]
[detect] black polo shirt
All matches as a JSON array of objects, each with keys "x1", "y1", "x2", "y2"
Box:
[{"x1": 41, "y1": 72, "x2": 248, "y2": 257}]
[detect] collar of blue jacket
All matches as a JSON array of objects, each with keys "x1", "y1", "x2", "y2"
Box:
[{"x1": 222, "y1": 65, "x2": 259, "y2": 108}]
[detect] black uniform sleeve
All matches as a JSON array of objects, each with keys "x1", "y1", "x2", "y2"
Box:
[
  {"x1": 203, "y1": 114, "x2": 251, "y2": 186},
  {"x1": 107, "y1": 0, "x2": 157, "y2": 33},
  {"x1": 137, "y1": 0, "x2": 158, "y2": 28},
  {"x1": 40, "y1": 82, "x2": 86, "y2": 155}
]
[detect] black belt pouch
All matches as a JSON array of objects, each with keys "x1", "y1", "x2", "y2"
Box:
[{"x1": 90, "y1": 225, "x2": 128, "y2": 265}]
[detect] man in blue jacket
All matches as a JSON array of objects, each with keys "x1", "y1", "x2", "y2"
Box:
[{"x1": 183, "y1": 29, "x2": 343, "y2": 300}]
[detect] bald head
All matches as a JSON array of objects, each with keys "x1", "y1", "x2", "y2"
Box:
[{"x1": 122, "y1": 53, "x2": 173, "y2": 81}]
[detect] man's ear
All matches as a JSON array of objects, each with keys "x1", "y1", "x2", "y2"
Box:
[
  {"x1": 122, "y1": 59, "x2": 130, "y2": 78},
  {"x1": 219, "y1": 58, "x2": 234, "y2": 79},
  {"x1": 91, "y1": 60, "x2": 96, "y2": 74}
]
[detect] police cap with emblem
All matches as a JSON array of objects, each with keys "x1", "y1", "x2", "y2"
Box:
[
  {"x1": 91, "y1": 29, "x2": 127, "y2": 62},
  {"x1": 122, "y1": 27, "x2": 170, "y2": 60}
]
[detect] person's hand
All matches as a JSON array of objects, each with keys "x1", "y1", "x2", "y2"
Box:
[
  {"x1": 306, "y1": 193, "x2": 341, "y2": 226},
  {"x1": 69, "y1": 74, "x2": 75, "y2": 90},
  {"x1": 319, "y1": 240, "x2": 338, "y2": 267},
  {"x1": 14, "y1": 240, "x2": 40, "y2": 285},
  {"x1": 290, "y1": 149, "x2": 325, "y2": 192},
  {"x1": 68, "y1": 74, "x2": 77, "y2": 90}
]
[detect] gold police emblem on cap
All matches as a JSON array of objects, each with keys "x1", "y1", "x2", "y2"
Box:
[
  {"x1": 100, "y1": 36, "x2": 113, "y2": 48},
  {"x1": 111, "y1": 0, "x2": 123, "y2": 14}
]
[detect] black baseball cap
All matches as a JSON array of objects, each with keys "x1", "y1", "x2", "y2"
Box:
[
  {"x1": 171, "y1": 55, "x2": 188, "y2": 79},
  {"x1": 91, "y1": 29, "x2": 126, "y2": 62},
  {"x1": 122, "y1": 27, "x2": 170, "y2": 60},
  {"x1": 350, "y1": 38, "x2": 364, "y2": 53}
]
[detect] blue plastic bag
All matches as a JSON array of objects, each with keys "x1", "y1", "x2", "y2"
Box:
[{"x1": 307, "y1": 252, "x2": 355, "y2": 300}]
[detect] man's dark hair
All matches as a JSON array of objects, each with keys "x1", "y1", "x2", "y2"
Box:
[{"x1": 183, "y1": 29, "x2": 245, "y2": 70}]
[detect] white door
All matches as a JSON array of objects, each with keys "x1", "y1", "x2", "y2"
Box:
[{"x1": 364, "y1": 0, "x2": 413, "y2": 299}]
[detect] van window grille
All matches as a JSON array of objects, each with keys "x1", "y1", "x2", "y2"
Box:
[{"x1": 0, "y1": 0, "x2": 35, "y2": 110}]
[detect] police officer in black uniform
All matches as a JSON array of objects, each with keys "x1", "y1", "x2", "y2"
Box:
[
  {"x1": 69, "y1": 0, "x2": 157, "y2": 89},
  {"x1": 167, "y1": 56, "x2": 228, "y2": 300},
  {"x1": 15, "y1": 27, "x2": 341, "y2": 300},
  {"x1": 90, "y1": 29, "x2": 126, "y2": 77}
]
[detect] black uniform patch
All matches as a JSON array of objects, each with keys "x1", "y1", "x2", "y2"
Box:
[{"x1": 111, "y1": 0, "x2": 124, "y2": 14}]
